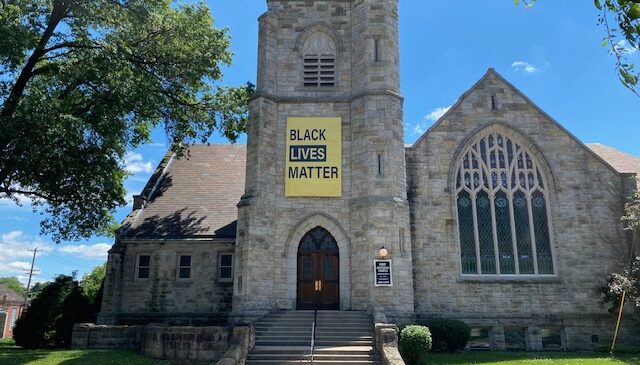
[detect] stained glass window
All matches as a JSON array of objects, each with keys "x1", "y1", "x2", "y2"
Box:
[
  {"x1": 454, "y1": 132, "x2": 554, "y2": 276},
  {"x1": 298, "y1": 227, "x2": 339, "y2": 253}
]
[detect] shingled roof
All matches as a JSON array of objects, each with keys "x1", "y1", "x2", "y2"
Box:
[
  {"x1": 120, "y1": 144, "x2": 246, "y2": 240},
  {"x1": 587, "y1": 143, "x2": 640, "y2": 184},
  {"x1": 0, "y1": 284, "x2": 23, "y2": 305}
]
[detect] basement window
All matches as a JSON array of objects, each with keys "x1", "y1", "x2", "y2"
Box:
[
  {"x1": 504, "y1": 327, "x2": 526, "y2": 351},
  {"x1": 469, "y1": 328, "x2": 491, "y2": 351},
  {"x1": 541, "y1": 327, "x2": 564, "y2": 351}
]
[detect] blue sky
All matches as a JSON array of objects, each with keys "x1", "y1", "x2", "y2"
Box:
[{"x1": 1, "y1": 1, "x2": 638, "y2": 285}]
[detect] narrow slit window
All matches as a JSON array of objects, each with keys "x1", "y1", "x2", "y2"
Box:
[
  {"x1": 491, "y1": 95, "x2": 498, "y2": 110},
  {"x1": 377, "y1": 153, "x2": 384, "y2": 176},
  {"x1": 399, "y1": 228, "x2": 406, "y2": 253},
  {"x1": 178, "y1": 255, "x2": 191, "y2": 279},
  {"x1": 374, "y1": 39, "x2": 382, "y2": 62}
]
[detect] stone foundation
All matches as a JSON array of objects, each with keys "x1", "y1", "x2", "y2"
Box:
[{"x1": 72, "y1": 323, "x2": 254, "y2": 364}]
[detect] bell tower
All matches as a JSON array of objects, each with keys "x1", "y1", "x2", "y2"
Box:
[{"x1": 233, "y1": 0, "x2": 414, "y2": 322}]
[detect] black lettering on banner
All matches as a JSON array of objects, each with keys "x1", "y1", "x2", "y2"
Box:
[
  {"x1": 289, "y1": 129, "x2": 327, "y2": 141},
  {"x1": 289, "y1": 145, "x2": 327, "y2": 162}
]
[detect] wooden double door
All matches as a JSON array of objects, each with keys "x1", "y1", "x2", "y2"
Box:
[{"x1": 296, "y1": 227, "x2": 340, "y2": 310}]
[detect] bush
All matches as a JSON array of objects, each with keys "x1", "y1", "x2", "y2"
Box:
[
  {"x1": 422, "y1": 318, "x2": 470, "y2": 352},
  {"x1": 400, "y1": 325, "x2": 432, "y2": 365},
  {"x1": 13, "y1": 275, "x2": 95, "y2": 349},
  {"x1": 13, "y1": 275, "x2": 76, "y2": 349},
  {"x1": 54, "y1": 285, "x2": 95, "y2": 348}
]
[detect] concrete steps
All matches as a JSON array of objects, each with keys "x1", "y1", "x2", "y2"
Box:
[{"x1": 246, "y1": 311, "x2": 381, "y2": 365}]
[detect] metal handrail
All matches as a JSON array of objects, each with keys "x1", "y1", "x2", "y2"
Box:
[{"x1": 310, "y1": 309, "x2": 317, "y2": 364}]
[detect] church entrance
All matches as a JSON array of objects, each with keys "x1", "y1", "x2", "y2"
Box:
[{"x1": 297, "y1": 227, "x2": 340, "y2": 310}]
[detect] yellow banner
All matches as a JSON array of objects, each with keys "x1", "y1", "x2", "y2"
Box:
[{"x1": 285, "y1": 117, "x2": 342, "y2": 197}]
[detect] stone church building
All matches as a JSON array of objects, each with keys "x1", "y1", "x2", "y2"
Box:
[{"x1": 98, "y1": 0, "x2": 640, "y2": 351}]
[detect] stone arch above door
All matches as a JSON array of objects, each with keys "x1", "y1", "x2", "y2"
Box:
[{"x1": 283, "y1": 213, "x2": 351, "y2": 310}]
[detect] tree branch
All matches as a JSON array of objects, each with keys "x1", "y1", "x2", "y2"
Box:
[{"x1": 0, "y1": 0, "x2": 72, "y2": 119}]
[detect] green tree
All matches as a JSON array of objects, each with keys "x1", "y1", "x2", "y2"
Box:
[
  {"x1": 0, "y1": 276, "x2": 27, "y2": 297},
  {"x1": 13, "y1": 275, "x2": 75, "y2": 348},
  {"x1": 80, "y1": 263, "x2": 105, "y2": 304},
  {"x1": 516, "y1": 0, "x2": 640, "y2": 96},
  {"x1": 54, "y1": 284, "x2": 94, "y2": 348},
  {"x1": 602, "y1": 191, "x2": 640, "y2": 315},
  {"x1": 0, "y1": 0, "x2": 254, "y2": 243}
]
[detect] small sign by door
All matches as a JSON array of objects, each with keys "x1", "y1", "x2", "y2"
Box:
[{"x1": 374, "y1": 260, "x2": 393, "y2": 287}]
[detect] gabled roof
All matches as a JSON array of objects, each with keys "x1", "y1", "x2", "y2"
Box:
[
  {"x1": 120, "y1": 144, "x2": 246, "y2": 240},
  {"x1": 587, "y1": 143, "x2": 640, "y2": 182},
  {"x1": 408, "y1": 68, "x2": 622, "y2": 177},
  {"x1": 0, "y1": 284, "x2": 23, "y2": 305}
]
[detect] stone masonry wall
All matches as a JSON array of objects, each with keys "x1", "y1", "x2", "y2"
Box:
[
  {"x1": 73, "y1": 323, "x2": 255, "y2": 364},
  {"x1": 234, "y1": 0, "x2": 414, "y2": 320},
  {"x1": 406, "y1": 70, "x2": 637, "y2": 349},
  {"x1": 99, "y1": 241, "x2": 234, "y2": 325}
]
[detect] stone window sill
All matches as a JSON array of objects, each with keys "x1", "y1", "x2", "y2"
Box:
[{"x1": 457, "y1": 275, "x2": 561, "y2": 284}]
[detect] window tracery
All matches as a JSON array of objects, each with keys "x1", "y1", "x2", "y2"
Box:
[{"x1": 454, "y1": 132, "x2": 554, "y2": 275}]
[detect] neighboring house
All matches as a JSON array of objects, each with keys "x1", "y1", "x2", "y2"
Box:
[
  {"x1": 98, "y1": 0, "x2": 640, "y2": 351},
  {"x1": 0, "y1": 284, "x2": 24, "y2": 339}
]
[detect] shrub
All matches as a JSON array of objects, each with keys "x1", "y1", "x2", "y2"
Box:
[
  {"x1": 13, "y1": 275, "x2": 75, "y2": 349},
  {"x1": 422, "y1": 318, "x2": 471, "y2": 352},
  {"x1": 400, "y1": 325, "x2": 432, "y2": 365},
  {"x1": 13, "y1": 275, "x2": 95, "y2": 349},
  {"x1": 54, "y1": 285, "x2": 95, "y2": 348}
]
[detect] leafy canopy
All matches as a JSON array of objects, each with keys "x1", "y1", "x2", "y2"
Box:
[
  {"x1": 0, "y1": 276, "x2": 27, "y2": 297},
  {"x1": 516, "y1": 0, "x2": 640, "y2": 96},
  {"x1": 0, "y1": 0, "x2": 254, "y2": 242},
  {"x1": 80, "y1": 262, "x2": 105, "y2": 303}
]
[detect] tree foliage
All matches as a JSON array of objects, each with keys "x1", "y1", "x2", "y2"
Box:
[
  {"x1": 80, "y1": 263, "x2": 105, "y2": 304},
  {"x1": 602, "y1": 191, "x2": 640, "y2": 315},
  {"x1": 13, "y1": 275, "x2": 75, "y2": 348},
  {"x1": 516, "y1": 0, "x2": 640, "y2": 96},
  {"x1": 0, "y1": 276, "x2": 27, "y2": 297},
  {"x1": 0, "y1": 0, "x2": 254, "y2": 242},
  {"x1": 12, "y1": 274, "x2": 96, "y2": 349}
]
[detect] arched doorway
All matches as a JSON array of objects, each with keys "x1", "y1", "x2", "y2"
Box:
[{"x1": 297, "y1": 227, "x2": 340, "y2": 310}]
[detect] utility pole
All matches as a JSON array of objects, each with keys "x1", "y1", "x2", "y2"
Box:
[{"x1": 23, "y1": 248, "x2": 40, "y2": 308}]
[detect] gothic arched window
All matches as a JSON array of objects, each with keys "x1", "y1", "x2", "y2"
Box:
[
  {"x1": 454, "y1": 132, "x2": 554, "y2": 276},
  {"x1": 302, "y1": 32, "x2": 336, "y2": 87}
]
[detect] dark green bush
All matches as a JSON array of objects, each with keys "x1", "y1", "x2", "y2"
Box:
[
  {"x1": 13, "y1": 275, "x2": 75, "y2": 349},
  {"x1": 400, "y1": 325, "x2": 432, "y2": 365},
  {"x1": 13, "y1": 275, "x2": 95, "y2": 349},
  {"x1": 54, "y1": 285, "x2": 95, "y2": 348},
  {"x1": 422, "y1": 318, "x2": 470, "y2": 352}
]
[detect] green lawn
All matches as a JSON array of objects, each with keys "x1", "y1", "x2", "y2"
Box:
[
  {"x1": 419, "y1": 351, "x2": 640, "y2": 365},
  {"x1": 0, "y1": 339, "x2": 174, "y2": 365}
]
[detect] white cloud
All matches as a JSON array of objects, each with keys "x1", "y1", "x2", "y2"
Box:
[
  {"x1": 123, "y1": 152, "x2": 154, "y2": 174},
  {"x1": 412, "y1": 105, "x2": 452, "y2": 136},
  {"x1": 512, "y1": 61, "x2": 539, "y2": 74},
  {"x1": 58, "y1": 243, "x2": 111, "y2": 259},
  {"x1": 6, "y1": 261, "x2": 33, "y2": 272},
  {"x1": 0, "y1": 194, "x2": 32, "y2": 208},
  {"x1": 146, "y1": 142, "x2": 167, "y2": 148},
  {"x1": 0, "y1": 231, "x2": 52, "y2": 278},
  {"x1": 615, "y1": 40, "x2": 638, "y2": 55}
]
